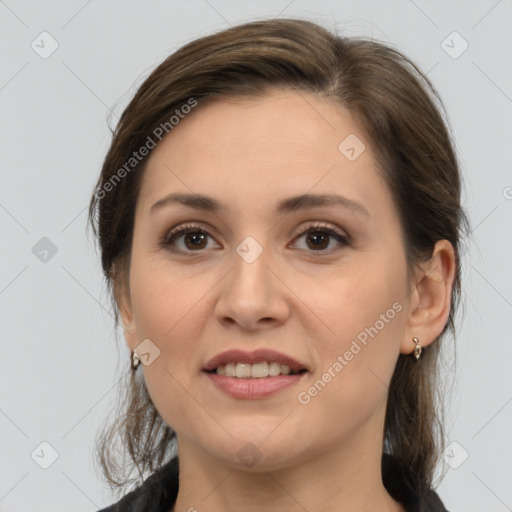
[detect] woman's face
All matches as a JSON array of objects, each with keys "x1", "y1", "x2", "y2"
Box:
[{"x1": 120, "y1": 89, "x2": 414, "y2": 470}]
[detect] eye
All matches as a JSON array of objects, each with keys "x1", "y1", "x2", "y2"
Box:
[
  {"x1": 290, "y1": 223, "x2": 349, "y2": 253},
  {"x1": 162, "y1": 223, "x2": 220, "y2": 253},
  {"x1": 161, "y1": 221, "x2": 349, "y2": 255}
]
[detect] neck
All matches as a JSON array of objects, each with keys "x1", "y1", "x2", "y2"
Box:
[{"x1": 172, "y1": 428, "x2": 404, "y2": 512}]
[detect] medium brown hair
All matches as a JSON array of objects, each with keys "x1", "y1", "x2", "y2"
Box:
[{"x1": 88, "y1": 17, "x2": 468, "y2": 498}]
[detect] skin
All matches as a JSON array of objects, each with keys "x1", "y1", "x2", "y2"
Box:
[{"x1": 117, "y1": 89, "x2": 456, "y2": 512}]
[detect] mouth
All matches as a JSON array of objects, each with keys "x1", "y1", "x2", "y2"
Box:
[
  {"x1": 206, "y1": 361, "x2": 306, "y2": 378},
  {"x1": 202, "y1": 349, "x2": 309, "y2": 399},
  {"x1": 203, "y1": 348, "x2": 308, "y2": 376}
]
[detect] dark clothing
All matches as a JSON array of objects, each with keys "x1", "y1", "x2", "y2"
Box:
[{"x1": 98, "y1": 455, "x2": 448, "y2": 512}]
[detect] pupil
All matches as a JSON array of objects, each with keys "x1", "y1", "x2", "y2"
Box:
[
  {"x1": 308, "y1": 232, "x2": 328, "y2": 250},
  {"x1": 185, "y1": 232, "x2": 206, "y2": 250}
]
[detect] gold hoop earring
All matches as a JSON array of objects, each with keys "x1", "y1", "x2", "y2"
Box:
[
  {"x1": 131, "y1": 351, "x2": 140, "y2": 370},
  {"x1": 412, "y1": 337, "x2": 422, "y2": 360}
]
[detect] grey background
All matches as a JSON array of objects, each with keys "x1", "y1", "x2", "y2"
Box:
[{"x1": 1, "y1": 1, "x2": 511, "y2": 511}]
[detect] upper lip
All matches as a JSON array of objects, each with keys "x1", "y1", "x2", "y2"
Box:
[{"x1": 203, "y1": 349, "x2": 308, "y2": 373}]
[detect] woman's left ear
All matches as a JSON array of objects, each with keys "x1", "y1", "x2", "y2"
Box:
[{"x1": 401, "y1": 240, "x2": 456, "y2": 355}]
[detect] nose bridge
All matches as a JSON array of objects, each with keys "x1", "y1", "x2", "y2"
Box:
[
  {"x1": 215, "y1": 235, "x2": 289, "y2": 329},
  {"x1": 229, "y1": 236, "x2": 273, "y2": 302}
]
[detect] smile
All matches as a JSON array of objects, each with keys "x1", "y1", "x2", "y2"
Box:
[{"x1": 213, "y1": 361, "x2": 304, "y2": 378}]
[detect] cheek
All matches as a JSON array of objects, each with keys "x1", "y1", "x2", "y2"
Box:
[
  {"x1": 304, "y1": 252, "x2": 406, "y2": 346},
  {"x1": 128, "y1": 265, "x2": 215, "y2": 431},
  {"x1": 300, "y1": 258, "x2": 407, "y2": 408},
  {"x1": 130, "y1": 263, "x2": 208, "y2": 365}
]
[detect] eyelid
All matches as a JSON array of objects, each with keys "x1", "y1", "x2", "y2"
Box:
[
  {"x1": 291, "y1": 221, "x2": 348, "y2": 240},
  {"x1": 289, "y1": 221, "x2": 349, "y2": 252},
  {"x1": 162, "y1": 221, "x2": 216, "y2": 244},
  {"x1": 161, "y1": 221, "x2": 221, "y2": 252}
]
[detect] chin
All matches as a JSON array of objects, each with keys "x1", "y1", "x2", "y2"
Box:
[{"x1": 198, "y1": 431, "x2": 313, "y2": 473}]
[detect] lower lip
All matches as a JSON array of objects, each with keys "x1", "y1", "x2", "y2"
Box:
[{"x1": 205, "y1": 372, "x2": 306, "y2": 399}]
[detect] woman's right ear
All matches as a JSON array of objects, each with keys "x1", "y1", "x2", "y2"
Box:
[{"x1": 112, "y1": 264, "x2": 138, "y2": 351}]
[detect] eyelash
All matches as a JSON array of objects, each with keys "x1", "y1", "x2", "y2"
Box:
[{"x1": 161, "y1": 222, "x2": 349, "y2": 256}]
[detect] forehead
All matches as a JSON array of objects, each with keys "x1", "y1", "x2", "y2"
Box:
[
  {"x1": 136, "y1": 89, "x2": 393, "y2": 221},
  {"x1": 155, "y1": 90, "x2": 358, "y2": 163}
]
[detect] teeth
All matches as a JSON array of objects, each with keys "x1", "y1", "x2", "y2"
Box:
[
  {"x1": 235, "y1": 363, "x2": 251, "y2": 378},
  {"x1": 280, "y1": 365, "x2": 291, "y2": 375},
  {"x1": 269, "y1": 362, "x2": 281, "y2": 376},
  {"x1": 225, "y1": 363, "x2": 236, "y2": 377},
  {"x1": 215, "y1": 361, "x2": 299, "y2": 378},
  {"x1": 251, "y1": 362, "x2": 268, "y2": 378}
]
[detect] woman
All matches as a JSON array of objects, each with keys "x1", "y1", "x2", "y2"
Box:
[{"x1": 90, "y1": 18, "x2": 468, "y2": 512}]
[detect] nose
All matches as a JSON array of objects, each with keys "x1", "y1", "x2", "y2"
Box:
[{"x1": 214, "y1": 245, "x2": 290, "y2": 331}]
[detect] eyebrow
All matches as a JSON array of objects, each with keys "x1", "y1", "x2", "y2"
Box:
[{"x1": 149, "y1": 192, "x2": 370, "y2": 218}]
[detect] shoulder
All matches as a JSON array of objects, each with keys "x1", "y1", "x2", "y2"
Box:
[
  {"x1": 423, "y1": 489, "x2": 450, "y2": 512},
  {"x1": 382, "y1": 454, "x2": 449, "y2": 512},
  {"x1": 97, "y1": 458, "x2": 179, "y2": 512}
]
